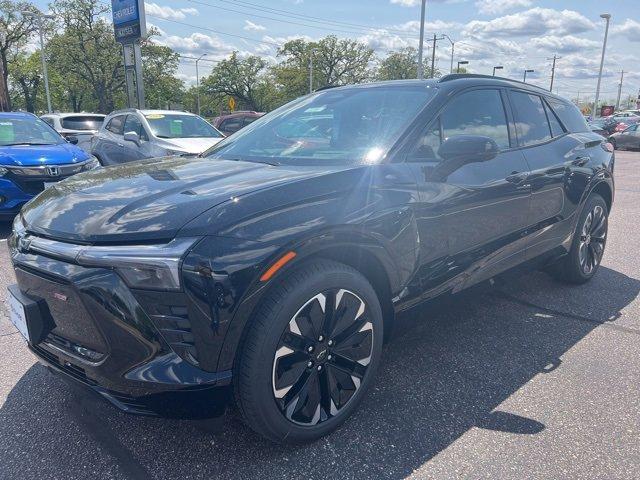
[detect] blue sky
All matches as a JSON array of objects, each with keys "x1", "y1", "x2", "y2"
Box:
[{"x1": 33, "y1": 0, "x2": 640, "y2": 104}]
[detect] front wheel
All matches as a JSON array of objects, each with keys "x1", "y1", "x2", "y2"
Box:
[
  {"x1": 235, "y1": 259, "x2": 384, "y2": 443},
  {"x1": 549, "y1": 193, "x2": 608, "y2": 284}
]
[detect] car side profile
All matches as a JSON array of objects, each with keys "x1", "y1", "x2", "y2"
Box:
[
  {"x1": 609, "y1": 123, "x2": 640, "y2": 150},
  {"x1": 91, "y1": 109, "x2": 224, "y2": 165},
  {"x1": 8, "y1": 75, "x2": 614, "y2": 444}
]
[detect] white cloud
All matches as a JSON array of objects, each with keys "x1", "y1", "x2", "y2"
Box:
[
  {"x1": 530, "y1": 35, "x2": 600, "y2": 54},
  {"x1": 156, "y1": 32, "x2": 236, "y2": 57},
  {"x1": 144, "y1": 2, "x2": 198, "y2": 21},
  {"x1": 464, "y1": 7, "x2": 595, "y2": 38},
  {"x1": 243, "y1": 20, "x2": 267, "y2": 32},
  {"x1": 612, "y1": 19, "x2": 640, "y2": 42},
  {"x1": 475, "y1": 0, "x2": 531, "y2": 15}
]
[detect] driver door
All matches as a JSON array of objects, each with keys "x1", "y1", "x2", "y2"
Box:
[{"x1": 407, "y1": 88, "x2": 532, "y2": 295}]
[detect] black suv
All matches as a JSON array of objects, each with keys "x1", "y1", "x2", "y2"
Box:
[{"x1": 8, "y1": 75, "x2": 614, "y2": 443}]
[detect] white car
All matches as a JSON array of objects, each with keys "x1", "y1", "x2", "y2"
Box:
[
  {"x1": 91, "y1": 109, "x2": 225, "y2": 165},
  {"x1": 40, "y1": 112, "x2": 106, "y2": 152}
]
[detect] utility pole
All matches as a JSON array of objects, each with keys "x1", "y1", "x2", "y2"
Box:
[
  {"x1": 523, "y1": 69, "x2": 534, "y2": 82},
  {"x1": 593, "y1": 13, "x2": 611, "y2": 118},
  {"x1": 430, "y1": 34, "x2": 437, "y2": 78},
  {"x1": 22, "y1": 10, "x2": 54, "y2": 113},
  {"x1": 615, "y1": 70, "x2": 624, "y2": 111},
  {"x1": 308, "y1": 48, "x2": 317, "y2": 93},
  {"x1": 195, "y1": 53, "x2": 207, "y2": 116},
  {"x1": 417, "y1": 0, "x2": 427, "y2": 79},
  {"x1": 548, "y1": 55, "x2": 559, "y2": 92},
  {"x1": 0, "y1": 55, "x2": 8, "y2": 112}
]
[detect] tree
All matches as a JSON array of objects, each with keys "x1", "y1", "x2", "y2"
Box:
[
  {"x1": 377, "y1": 47, "x2": 419, "y2": 81},
  {"x1": 0, "y1": 1, "x2": 39, "y2": 110},
  {"x1": 141, "y1": 32, "x2": 185, "y2": 109},
  {"x1": 8, "y1": 52, "x2": 41, "y2": 112},
  {"x1": 48, "y1": 0, "x2": 125, "y2": 113},
  {"x1": 273, "y1": 35, "x2": 375, "y2": 99},
  {"x1": 201, "y1": 52, "x2": 275, "y2": 112}
]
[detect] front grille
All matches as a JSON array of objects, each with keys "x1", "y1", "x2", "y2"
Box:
[{"x1": 4, "y1": 160, "x2": 94, "y2": 194}]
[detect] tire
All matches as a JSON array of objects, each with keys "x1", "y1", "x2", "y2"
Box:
[
  {"x1": 549, "y1": 193, "x2": 608, "y2": 284},
  {"x1": 234, "y1": 259, "x2": 384, "y2": 444}
]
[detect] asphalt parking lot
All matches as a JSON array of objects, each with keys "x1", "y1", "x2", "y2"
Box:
[{"x1": 1, "y1": 151, "x2": 639, "y2": 480}]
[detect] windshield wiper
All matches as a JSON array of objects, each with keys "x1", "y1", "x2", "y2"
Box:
[
  {"x1": 224, "y1": 157, "x2": 280, "y2": 167},
  {"x1": 2, "y1": 142, "x2": 57, "y2": 146}
]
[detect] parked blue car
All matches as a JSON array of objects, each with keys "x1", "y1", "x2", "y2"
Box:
[{"x1": 0, "y1": 112, "x2": 100, "y2": 220}]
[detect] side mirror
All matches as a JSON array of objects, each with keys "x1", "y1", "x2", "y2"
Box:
[
  {"x1": 438, "y1": 135, "x2": 499, "y2": 164},
  {"x1": 123, "y1": 131, "x2": 140, "y2": 145},
  {"x1": 66, "y1": 135, "x2": 79, "y2": 145}
]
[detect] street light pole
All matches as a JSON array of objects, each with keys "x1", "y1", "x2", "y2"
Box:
[
  {"x1": 523, "y1": 69, "x2": 534, "y2": 82},
  {"x1": 615, "y1": 70, "x2": 624, "y2": 111},
  {"x1": 593, "y1": 13, "x2": 611, "y2": 118},
  {"x1": 493, "y1": 66, "x2": 503, "y2": 76},
  {"x1": 308, "y1": 48, "x2": 318, "y2": 93},
  {"x1": 22, "y1": 10, "x2": 54, "y2": 113},
  {"x1": 195, "y1": 53, "x2": 207, "y2": 116},
  {"x1": 456, "y1": 60, "x2": 468, "y2": 73},
  {"x1": 417, "y1": 0, "x2": 426, "y2": 79}
]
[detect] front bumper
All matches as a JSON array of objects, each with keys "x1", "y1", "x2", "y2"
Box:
[
  {"x1": 9, "y1": 248, "x2": 233, "y2": 419},
  {"x1": 0, "y1": 178, "x2": 33, "y2": 219}
]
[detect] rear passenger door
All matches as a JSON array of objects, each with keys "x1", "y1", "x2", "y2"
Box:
[
  {"x1": 122, "y1": 114, "x2": 150, "y2": 163},
  {"x1": 507, "y1": 90, "x2": 599, "y2": 261},
  {"x1": 407, "y1": 88, "x2": 532, "y2": 294}
]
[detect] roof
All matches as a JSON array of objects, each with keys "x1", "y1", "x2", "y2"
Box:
[
  {"x1": 107, "y1": 108, "x2": 195, "y2": 116},
  {"x1": 40, "y1": 112, "x2": 106, "y2": 118},
  {"x1": 0, "y1": 111, "x2": 37, "y2": 118}
]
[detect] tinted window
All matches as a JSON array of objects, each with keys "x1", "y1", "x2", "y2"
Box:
[
  {"x1": 544, "y1": 100, "x2": 565, "y2": 137},
  {"x1": 441, "y1": 89, "x2": 510, "y2": 148},
  {"x1": 41, "y1": 117, "x2": 55, "y2": 127},
  {"x1": 220, "y1": 118, "x2": 242, "y2": 133},
  {"x1": 243, "y1": 116, "x2": 258, "y2": 127},
  {"x1": 205, "y1": 86, "x2": 436, "y2": 165},
  {"x1": 61, "y1": 115, "x2": 104, "y2": 131},
  {"x1": 106, "y1": 115, "x2": 125, "y2": 135},
  {"x1": 510, "y1": 91, "x2": 552, "y2": 146},
  {"x1": 124, "y1": 115, "x2": 148, "y2": 141},
  {"x1": 145, "y1": 113, "x2": 222, "y2": 139},
  {"x1": 547, "y1": 99, "x2": 589, "y2": 133}
]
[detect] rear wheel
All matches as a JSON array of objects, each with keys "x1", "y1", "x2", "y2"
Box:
[
  {"x1": 235, "y1": 259, "x2": 383, "y2": 443},
  {"x1": 549, "y1": 194, "x2": 608, "y2": 284}
]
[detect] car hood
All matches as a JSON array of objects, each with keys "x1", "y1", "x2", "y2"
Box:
[
  {"x1": 21, "y1": 156, "x2": 340, "y2": 243},
  {"x1": 162, "y1": 137, "x2": 223, "y2": 154},
  {"x1": 0, "y1": 143, "x2": 90, "y2": 166}
]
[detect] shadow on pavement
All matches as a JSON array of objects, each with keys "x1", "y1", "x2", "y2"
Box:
[
  {"x1": 0, "y1": 221, "x2": 11, "y2": 240},
  {"x1": 1, "y1": 267, "x2": 638, "y2": 479}
]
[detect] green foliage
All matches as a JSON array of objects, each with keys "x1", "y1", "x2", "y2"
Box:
[
  {"x1": 7, "y1": 52, "x2": 41, "y2": 112},
  {"x1": 141, "y1": 31, "x2": 184, "y2": 110}
]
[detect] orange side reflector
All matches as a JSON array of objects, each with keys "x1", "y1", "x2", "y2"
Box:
[{"x1": 260, "y1": 251, "x2": 297, "y2": 282}]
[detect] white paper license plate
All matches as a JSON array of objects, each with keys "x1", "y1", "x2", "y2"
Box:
[
  {"x1": 8, "y1": 290, "x2": 30, "y2": 342},
  {"x1": 44, "y1": 182, "x2": 56, "y2": 189}
]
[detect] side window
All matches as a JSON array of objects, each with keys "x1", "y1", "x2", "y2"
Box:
[
  {"x1": 243, "y1": 116, "x2": 258, "y2": 127},
  {"x1": 124, "y1": 115, "x2": 148, "y2": 141},
  {"x1": 106, "y1": 115, "x2": 124, "y2": 135},
  {"x1": 543, "y1": 99, "x2": 565, "y2": 137},
  {"x1": 408, "y1": 118, "x2": 441, "y2": 162},
  {"x1": 547, "y1": 99, "x2": 589, "y2": 133},
  {"x1": 220, "y1": 118, "x2": 242, "y2": 133},
  {"x1": 510, "y1": 91, "x2": 552, "y2": 146}
]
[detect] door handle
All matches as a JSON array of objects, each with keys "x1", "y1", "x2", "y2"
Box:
[
  {"x1": 505, "y1": 172, "x2": 528, "y2": 184},
  {"x1": 571, "y1": 156, "x2": 590, "y2": 167}
]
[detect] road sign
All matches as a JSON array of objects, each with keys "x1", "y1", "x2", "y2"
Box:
[
  {"x1": 228, "y1": 97, "x2": 236, "y2": 112},
  {"x1": 111, "y1": 0, "x2": 147, "y2": 43}
]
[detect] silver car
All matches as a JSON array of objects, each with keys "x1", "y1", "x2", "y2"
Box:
[
  {"x1": 91, "y1": 109, "x2": 225, "y2": 165},
  {"x1": 609, "y1": 123, "x2": 640, "y2": 151},
  {"x1": 40, "y1": 112, "x2": 106, "y2": 152}
]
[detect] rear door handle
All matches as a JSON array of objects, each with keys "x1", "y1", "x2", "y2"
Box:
[
  {"x1": 571, "y1": 156, "x2": 590, "y2": 167},
  {"x1": 505, "y1": 172, "x2": 528, "y2": 185}
]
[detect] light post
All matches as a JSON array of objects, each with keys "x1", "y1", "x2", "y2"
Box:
[
  {"x1": 195, "y1": 53, "x2": 207, "y2": 116},
  {"x1": 309, "y1": 48, "x2": 318, "y2": 93},
  {"x1": 523, "y1": 69, "x2": 534, "y2": 82},
  {"x1": 493, "y1": 65, "x2": 503, "y2": 76},
  {"x1": 593, "y1": 13, "x2": 611, "y2": 118},
  {"x1": 456, "y1": 61, "x2": 468, "y2": 73},
  {"x1": 417, "y1": 0, "x2": 427, "y2": 79},
  {"x1": 441, "y1": 34, "x2": 455, "y2": 74},
  {"x1": 22, "y1": 10, "x2": 54, "y2": 113}
]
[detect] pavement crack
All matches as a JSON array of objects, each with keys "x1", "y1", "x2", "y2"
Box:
[{"x1": 493, "y1": 290, "x2": 640, "y2": 336}]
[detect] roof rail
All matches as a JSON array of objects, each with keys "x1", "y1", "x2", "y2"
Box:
[{"x1": 438, "y1": 73, "x2": 551, "y2": 93}]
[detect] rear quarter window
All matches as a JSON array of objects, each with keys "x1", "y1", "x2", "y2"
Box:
[{"x1": 547, "y1": 99, "x2": 589, "y2": 133}]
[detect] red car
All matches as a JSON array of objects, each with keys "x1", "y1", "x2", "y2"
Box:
[{"x1": 211, "y1": 111, "x2": 265, "y2": 136}]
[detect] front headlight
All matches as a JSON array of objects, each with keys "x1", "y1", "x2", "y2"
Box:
[
  {"x1": 76, "y1": 237, "x2": 200, "y2": 290},
  {"x1": 84, "y1": 155, "x2": 101, "y2": 170}
]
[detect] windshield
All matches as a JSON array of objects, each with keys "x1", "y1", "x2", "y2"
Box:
[
  {"x1": 144, "y1": 113, "x2": 223, "y2": 139},
  {"x1": 0, "y1": 117, "x2": 63, "y2": 146},
  {"x1": 204, "y1": 85, "x2": 436, "y2": 165},
  {"x1": 61, "y1": 115, "x2": 105, "y2": 131}
]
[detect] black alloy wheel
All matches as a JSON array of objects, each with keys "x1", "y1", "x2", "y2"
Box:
[
  {"x1": 272, "y1": 289, "x2": 373, "y2": 425},
  {"x1": 577, "y1": 204, "x2": 607, "y2": 275}
]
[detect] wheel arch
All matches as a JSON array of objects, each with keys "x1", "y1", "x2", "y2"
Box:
[{"x1": 590, "y1": 179, "x2": 613, "y2": 213}]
